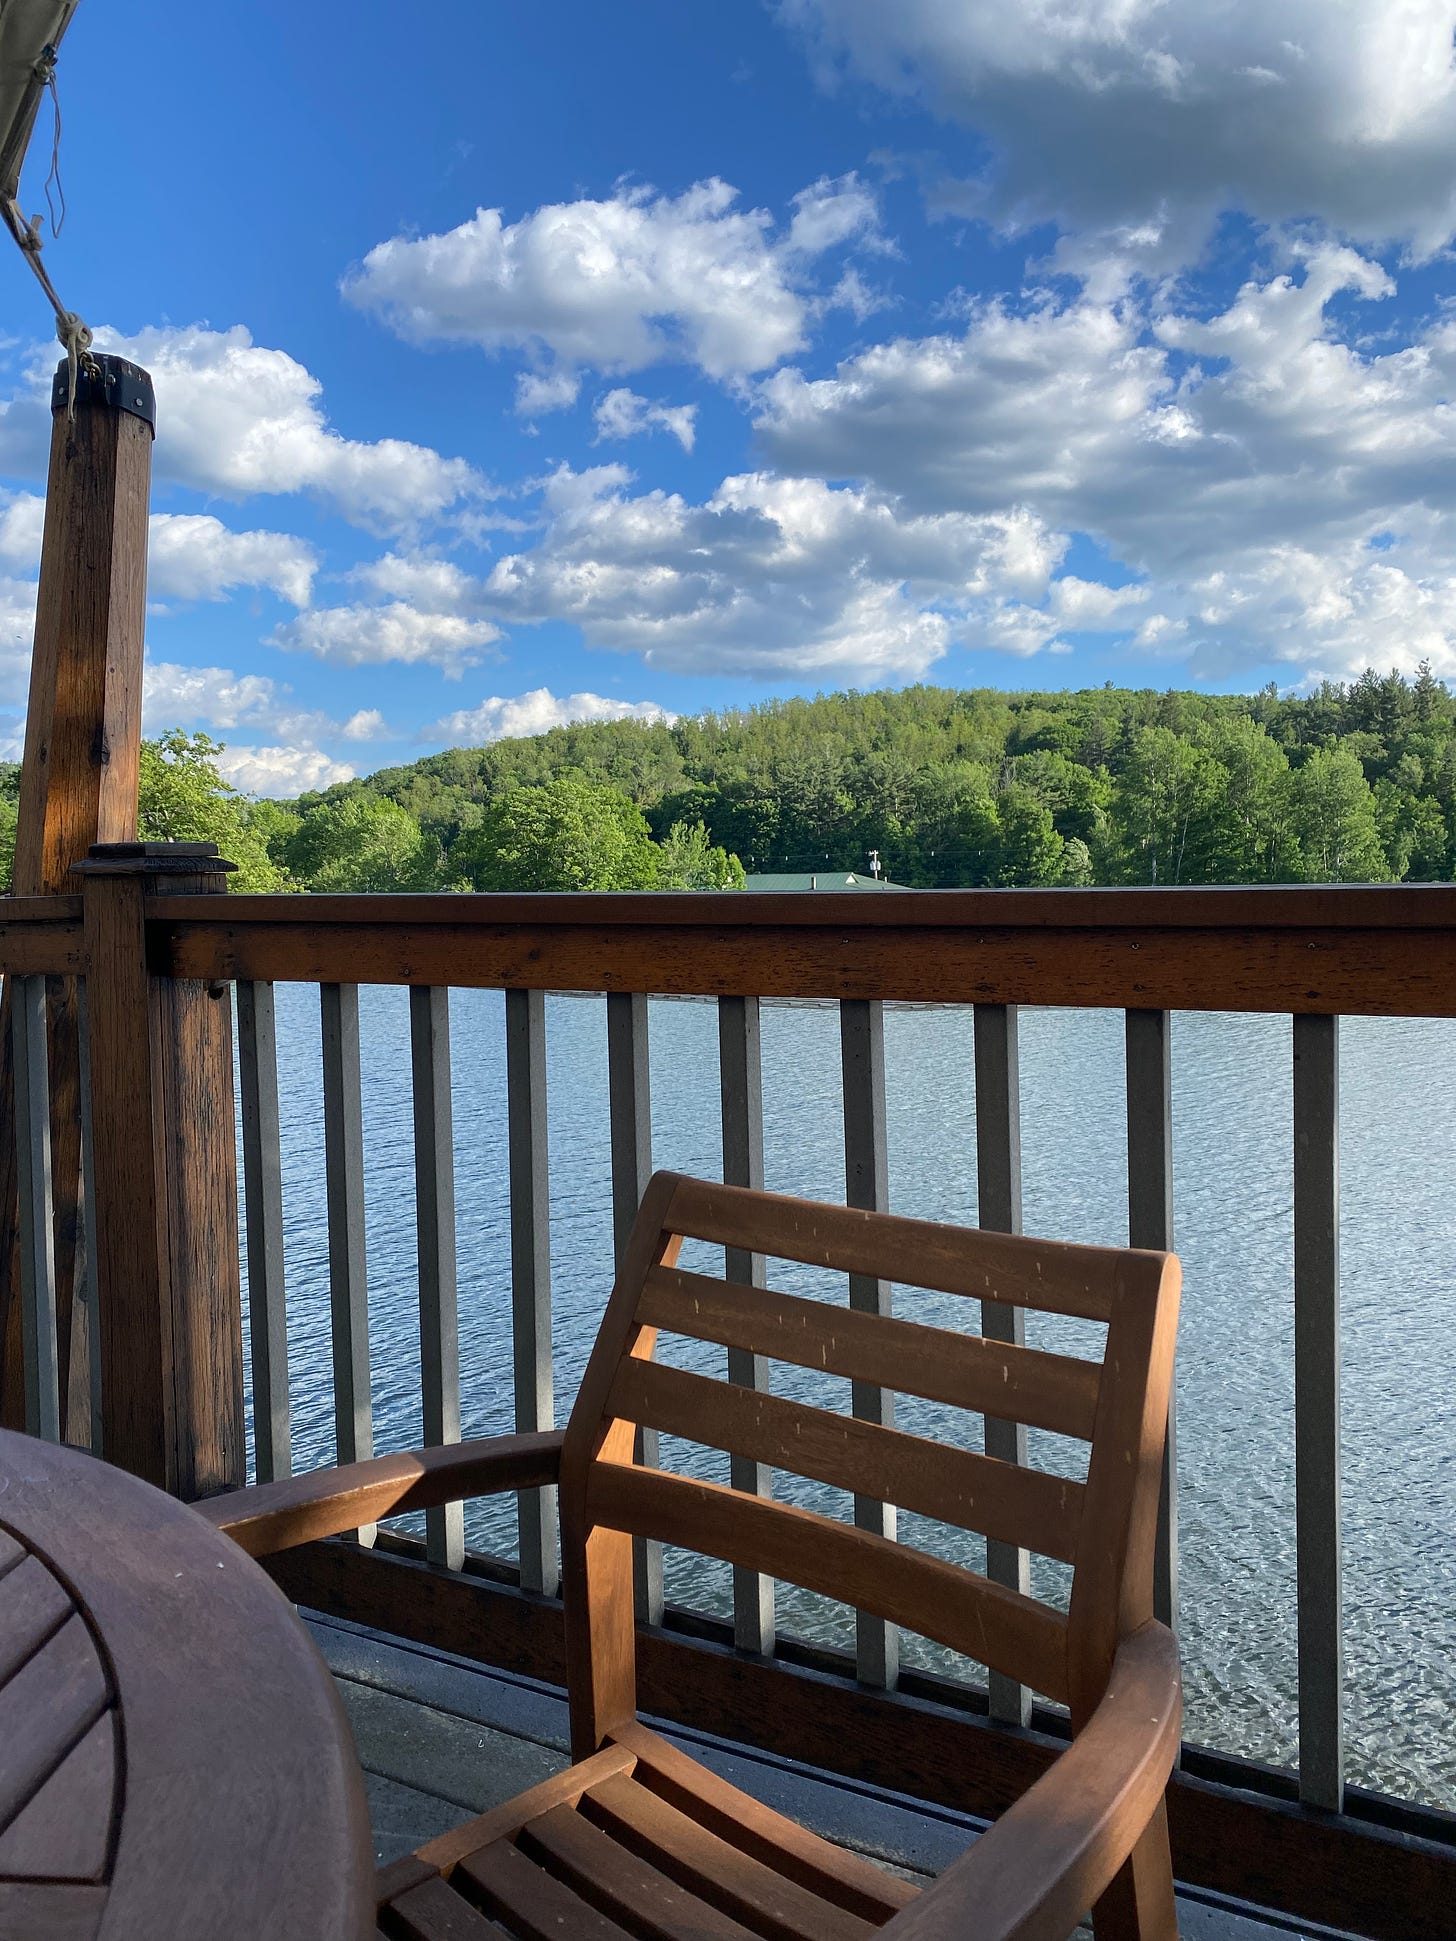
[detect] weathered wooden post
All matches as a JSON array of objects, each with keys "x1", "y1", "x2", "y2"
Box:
[
  {"x1": 74, "y1": 841, "x2": 244, "y2": 1498},
  {"x1": 0, "y1": 354, "x2": 154, "y2": 1437}
]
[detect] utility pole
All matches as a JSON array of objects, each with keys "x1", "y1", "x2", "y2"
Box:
[{"x1": 0, "y1": 353, "x2": 154, "y2": 1437}]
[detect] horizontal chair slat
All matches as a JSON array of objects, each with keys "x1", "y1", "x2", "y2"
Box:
[
  {"x1": 587, "y1": 1464, "x2": 1070, "y2": 1703},
  {"x1": 639, "y1": 1267, "x2": 1101, "y2": 1440},
  {"x1": 663, "y1": 1177, "x2": 1131, "y2": 1325},
  {"x1": 607, "y1": 1360, "x2": 1084, "y2": 1565}
]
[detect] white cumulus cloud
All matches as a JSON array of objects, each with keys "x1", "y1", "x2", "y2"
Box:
[
  {"x1": 426, "y1": 687, "x2": 675, "y2": 748},
  {"x1": 272, "y1": 601, "x2": 501, "y2": 673},
  {"x1": 147, "y1": 514, "x2": 317, "y2": 607},
  {"x1": 0, "y1": 577, "x2": 36, "y2": 705},
  {"x1": 344, "y1": 174, "x2": 882, "y2": 398},
  {"x1": 214, "y1": 745, "x2": 357, "y2": 797},
  {"x1": 4, "y1": 494, "x2": 318, "y2": 607},
  {"x1": 593, "y1": 389, "x2": 697, "y2": 451},
  {"x1": 142, "y1": 660, "x2": 392, "y2": 744},
  {"x1": 757, "y1": 244, "x2": 1456, "y2": 680},
  {"x1": 0, "y1": 325, "x2": 484, "y2": 536},
  {"x1": 481, "y1": 463, "x2": 1071, "y2": 678},
  {"x1": 778, "y1": 0, "x2": 1456, "y2": 257},
  {"x1": 0, "y1": 491, "x2": 45, "y2": 572}
]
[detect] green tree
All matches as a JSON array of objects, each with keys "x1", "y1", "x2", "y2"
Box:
[
  {"x1": 1289, "y1": 747, "x2": 1391, "y2": 881},
  {"x1": 0, "y1": 792, "x2": 16, "y2": 894},
  {"x1": 458, "y1": 777, "x2": 661, "y2": 891},
  {"x1": 1190, "y1": 718, "x2": 1294, "y2": 882},
  {"x1": 281, "y1": 791, "x2": 439, "y2": 892},
  {"x1": 1058, "y1": 836, "x2": 1094, "y2": 886},
  {"x1": 1112, "y1": 728, "x2": 1221, "y2": 884},
  {"x1": 138, "y1": 731, "x2": 286, "y2": 892},
  {"x1": 993, "y1": 786, "x2": 1064, "y2": 886},
  {"x1": 655, "y1": 820, "x2": 746, "y2": 890}
]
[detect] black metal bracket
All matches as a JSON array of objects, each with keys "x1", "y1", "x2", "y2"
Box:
[{"x1": 50, "y1": 354, "x2": 155, "y2": 430}]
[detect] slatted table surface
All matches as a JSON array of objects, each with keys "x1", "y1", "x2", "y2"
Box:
[{"x1": 0, "y1": 1430, "x2": 373, "y2": 1940}]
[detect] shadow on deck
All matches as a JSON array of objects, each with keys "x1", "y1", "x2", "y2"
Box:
[{"x1": 305, "y1": 1613, "x2": 1353, "y2": 1941}]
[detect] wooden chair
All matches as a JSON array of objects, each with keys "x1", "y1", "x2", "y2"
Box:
[{"x1": 202, "y1": 1171, "x2": 1183, "y2": 1941}]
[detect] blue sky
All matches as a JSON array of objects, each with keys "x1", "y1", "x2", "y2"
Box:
[{"x1": 4, "y1": 0, "x2": 1456, "y2": 793}]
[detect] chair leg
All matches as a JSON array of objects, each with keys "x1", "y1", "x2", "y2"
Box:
[{"x1": 1091, "y1": 1798, "x2": 1178, "y2": 1941}]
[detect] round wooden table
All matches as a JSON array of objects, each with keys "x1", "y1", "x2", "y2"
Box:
[{"x1": 0, "y1": 1430, "x2": 373, "y2": 1939}]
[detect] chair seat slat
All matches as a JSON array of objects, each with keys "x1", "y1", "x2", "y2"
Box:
[
  {"x1": 639, "y1": 1266, "x2": 1101, "y2": 1440},
  {"x1": 607, "y1": 1360, "x2": 1084, "y2": 1565},
  {"x1": 459, "y1": 1836, "x2": 637, "y2": 1941},
  {"x1": 583, "y1": 1774, "x2": 875, "y2": 1941},
  {"x1": 523, "y1": 1803, "x2": 763, "y2": 1941},
  {"x1": 608, "y1": 1723, "x2": 916, "y2": 1923},
  {"x1": 587, "y1": 1464, "x2": 1070, "y2": 1703}
]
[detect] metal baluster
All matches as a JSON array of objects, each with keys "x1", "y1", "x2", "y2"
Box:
[
  {"x1": 507, "y1": 987, "x2": 557, "y2": 1596},
  {"x1": 607, "y1": 990, "x2": 663, "y2": 1624},
  {"x1": 76, "y1": 982, "x2": 102, "y2": 1451},
  {"x1": 840, "y1": 997, "x2": 897, "y2": 1690},
  {"x1": 411, "y1": 985, "x2": 464, "y2": 1571},
  {"x1": 321, "y1": 983, "x2": 374, "y2": 1542},
  {"x1": 719, "y1": 994, "x2": 775, "y2": 1655},
  {"x1": 238, "y1": 980, "x2": 291, "y2": 1482},
  {"x1": 1293, "y1": 1013, "x2": 1343, "y2": 1811},
  {"x1": 974, "y1": 1002, "x2": 1030, "y2": 1725},
  {"x1": 12, "y1": 975, "x2": 59, "y2": 1441},
  {"x1": 1126, "y1": 1008, "x2": 1177, "y2": 1633}
]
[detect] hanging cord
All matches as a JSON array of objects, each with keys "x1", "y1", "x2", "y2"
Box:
[
  {"x1": 0, "y1": 41, "x2": 93, "y2": 418},
  {"x1": 40, "y1": 56, "x2": 64, "y2": 238}
]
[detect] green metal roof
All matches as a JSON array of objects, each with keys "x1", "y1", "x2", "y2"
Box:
[{"x1": 742, "y1": 872, "x2": 910, "y2": 892}]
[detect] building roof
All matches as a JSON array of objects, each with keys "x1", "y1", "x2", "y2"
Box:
[{"x1": 742, "y1": 872, "x2": 911, "y2": 892}]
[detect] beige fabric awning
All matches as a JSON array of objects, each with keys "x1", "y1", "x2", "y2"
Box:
[{"x1": 1, "y1": 0, "x2": 80, "y2": 207}]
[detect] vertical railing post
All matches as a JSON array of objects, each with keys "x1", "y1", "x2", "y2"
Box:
[
  {"x1": 0, "y1": 357, "x2": 154, "y2": 1438},
  {"x1": 607, "y1": 991, "x2": 663, "y2": 1624},
  {"x1": 973, "y1": 1002, "x2": 1030, "y2": 1725},
  {"x1": 11, "y1": 975, "x2": 59, "y2": 1441},
  {"x1": 75, "y1": 841, "x2": 244, "y2": 1498},
  {"x1": 1293, "y1": 1012, "x2": 1343, "y2": 1811},
  {"x1": 321, "y1": 983, "x2": 374, "y2": 1541},
  {"x1": 1126, "y1": 1008, "x2": 1178, "y2": 1634},
  {"x1": 840, "y1": 997, "x2": 897, "y2": 1691},
  {"x1": 75, "y1": 985, "x2": 102, "y2": 1451},
  {"x1": 237, "y1": 980, "x2": 290, "y2": 1482},
  {"x1": 506, "y1": 987, "x2": 557, "y2": 1596},
  {"x1": 718, "y1": 994, "x2": 775, "y2": 1656},
  {"x1": 411, "y1": 985, "x2": 464, "y2": 1570}
]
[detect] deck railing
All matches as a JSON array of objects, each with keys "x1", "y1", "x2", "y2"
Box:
[{"x1": 2, "y1": 857, "x2": 1454, "y2": 1941}]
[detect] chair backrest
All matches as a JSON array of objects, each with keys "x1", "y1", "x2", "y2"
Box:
[{"x1": 558, "y1": 1171, "x2": 1180, "y2": 1758}]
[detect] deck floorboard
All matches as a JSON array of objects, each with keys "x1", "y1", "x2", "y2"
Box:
[{"x1": 304, "y1": 1612, "x2": 1352, "y2": 1941}]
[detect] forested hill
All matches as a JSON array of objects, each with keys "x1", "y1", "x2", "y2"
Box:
[
  {"x1": 7, "y1": 669, "x2": 1453, "y2": 894},
  {"x1": 264, "y1": 668, "x2": 1456, "y2": 891}
]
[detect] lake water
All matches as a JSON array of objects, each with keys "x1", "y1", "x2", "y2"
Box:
[{"x1": 241, "y1": 986, "x2": 1456, "y2": 1813}]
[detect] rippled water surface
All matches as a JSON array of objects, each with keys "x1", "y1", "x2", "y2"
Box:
[{"x1": 241, "y1": 988, "x2": 1456, "y2": 1811}]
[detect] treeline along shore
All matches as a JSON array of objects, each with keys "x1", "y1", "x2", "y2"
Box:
[{"x1": 5, "y1": 667, "x2": 1455, "y2": 893}]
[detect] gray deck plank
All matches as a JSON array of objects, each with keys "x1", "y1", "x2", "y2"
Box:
[
  {"x1": 305, "y1": 1614, "x2": 1353, "y2": 1941},
  {"x1": 361, "y1": 1771, "x2": 473, "y2": 1867}
]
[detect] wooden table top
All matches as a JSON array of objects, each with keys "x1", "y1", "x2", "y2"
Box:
[{"x1": 0, "y1": 1431, "x2": 372, "y2": 1940}]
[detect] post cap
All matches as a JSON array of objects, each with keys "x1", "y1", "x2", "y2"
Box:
[
  {"x1": 72, "y1": 841, "x2": 237, "y2": 878},
  {"x1": 51, "y1": 355, "x2": 155, "y2": 432}
]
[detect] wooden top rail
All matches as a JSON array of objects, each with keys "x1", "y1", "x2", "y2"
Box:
[
  {"x1": 5, "y1": 884, "x2": 1456, "y2": 1014},
  {"x1": 0, "y1": 896, "x2": 85, "y2": 976},
  {"x1": 145, "y1": 883, "x2": 1456, "y2": 929},
  {"x1": 143, "y1": 886, "x2": 1456, "y2": 1017}
]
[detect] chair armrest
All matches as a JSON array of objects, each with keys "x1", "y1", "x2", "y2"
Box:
[
  {"x1": 878, "y1": 1623, "x2": 1182, "y2": 1941},
  {"x1": 195, "y1": 1430, "x2": 565, "y2": 1558}
]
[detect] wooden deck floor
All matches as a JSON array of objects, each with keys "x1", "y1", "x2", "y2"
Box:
[{"x1": 305, "y1": 1613, "x2": 1354, "y2": 1941}]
